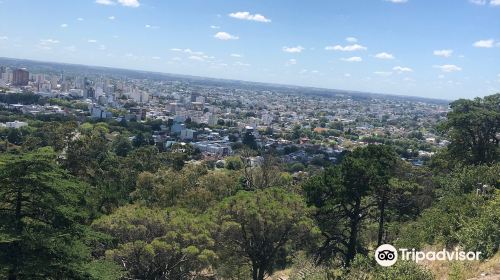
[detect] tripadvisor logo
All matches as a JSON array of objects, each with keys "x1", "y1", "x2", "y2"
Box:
[{"x1": 374, "y1": 244, "x2": 482, "y2": 267}]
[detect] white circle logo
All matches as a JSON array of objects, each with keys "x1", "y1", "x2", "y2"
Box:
[{"x1": 375, "y1": 244, "x2": 398, "y2": 267}]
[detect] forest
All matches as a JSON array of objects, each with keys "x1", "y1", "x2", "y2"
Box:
[{"x1": 0, "y1": 93, "x2": 499, "y2": 280}]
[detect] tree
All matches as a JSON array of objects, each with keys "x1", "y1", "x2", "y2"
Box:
[
  {"x1": 304, "y1": 145, "x2": 399, "y2": 266},
  {"x1": 92, "y1": 205, "x2": 216, "y2": 279},
  {"x1": 224, "y1": 156, "x2": 243, "y2": 170},
  {"x1": 351, "y1": 145, "x2": 399, "y2": 247},
  {"x1": 214, "y1": 188, "x2": 317, "y2": 280},
  {"x1": 0, "y1": 148, "x2": 91, "y2": 279},
  {"x1": 112, "y1": 135, "x2": 133, "y2": 157},
  {"x1": 440, "y1": 93, "x2": 500, "y2": 165},
  {"x1": 132, "y1": 132, "x2": 147, "y2": 148},
  {"x1": 242, "y1": 131, "x2": 258, "y2": 150},
  {"x1": 6, "y1": 128, "x2": 22, "y2": 145}
]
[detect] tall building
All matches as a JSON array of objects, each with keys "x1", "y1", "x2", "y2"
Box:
[{"x1": 12, "y1": 68, "x2": 29, "y2": 86}]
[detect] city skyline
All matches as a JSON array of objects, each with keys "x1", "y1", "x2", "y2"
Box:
[{"x1": 1, "y1": 0, "x2": 500, "y2": 99}]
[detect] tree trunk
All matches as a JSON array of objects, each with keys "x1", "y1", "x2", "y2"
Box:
[
  {"x1": 257, "y1": 265, "x2": 266, "y2": 280},
  {"x1": 345, "y1": 198, "x2": 360, "y2": 267},
  {"x1": 8, "y1": 187, "x2": 23, "y2": 280},
  {"x1": 377, "y1": 196, "x2": 386, "y2": 247},
  {"x1": 252, "y1": 262, "x2": 258, "y2": 280}
]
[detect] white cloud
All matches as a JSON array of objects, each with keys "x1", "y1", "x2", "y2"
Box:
[
  {"x1": 96, "y1": 0, "x2": 115, "y2": 5},
  {"x1": 344, "y1": 73, "x2": 351, "y2": 77},
  {"x1": 108, "y1": 16, "x2": 116, "y2": 20},
  {"x1": 434, "y1": 64, "x2": 462, "y2": 72},
  {"x1": 346, "y1": 37, "x2": 358, "y2": 43},
  {"x1": 490, "y1": 0, "x2": 500, "y2": 6},
  {"x1": 210, "y1": 25, "x2": 220, "y2": 29},
  {"x1": 341, "y1": 56, "x2": 363, "y2": 62},
  {"x1": 374, "y1": 71, "x2": 393, "y2": 76},
  {"x1": 60, "y1": 23, "x2": 68, "y2": 28},
  {"x1": 0, "y1": 36, "x2": 8, "y2": 40},
  {"x1": 189, "y1": 55, "x2": 205, "y2": 61},
  {"x1": 234, "y1": 61, "x2": 251, "y2": 66},
  {"x1": 325, "y1": 44, "x2": 367, "y2": 51},
  {"x1": 229, "y1": 11, "x2": 271, "y2": 23},
  {"x1": 77, "y1": 17, "x2": 84, "y2": 21},
  {"x1": 230, "y1": 53, "x2": 243, "y2": 58},
  {"x1": 375, "y1": 52, "x2": 394, "y2": 59},
  {"x1": 145, "y1": 24, "x2": 159, "y2": 29},
  {"x1": 385, "y1": 0, "x2": 408, "y2": 3},
  {"x1": 118, "y1": 0, "x2": 140, "y2": 7},
  {"x1": 282, "y1": 46, "x2": 304, "y2": 53},
  {"x1": 469, "y1": 0, "x2": 487, "y2": 5},
  {"x1": 393, "y1": 66, "x2": 413, "y2": 73},
  {"x1": 433, "y1": 49, "x2": 453, "y2": 57},
  {"x1": 286, "y1": 58, "x2": 297, "y2": 66},
  {"x1": 96, "y1": 0, "x2": 139, "y2": 7},
  {"x1": 170, "y1": 48, "x2": 205, "y2": 55},
  {"x1": 38, "y1": 39, "x2": 59, "y2": 50},
  {"x1": 40, "y1": 39, "x2": 60, "y2": 45},
  {"x1": 473, "y1": 39, "x2": 495, "y2": 48},
  {"x1": 151, "y1": 56, "x2": 161, "y2": 60},
  {"x1": 88, "y1": 39, "x2": 98, "y2": 43},
  {"x1": 214, "y1": 32, "x2": 239, "y2": 40}
]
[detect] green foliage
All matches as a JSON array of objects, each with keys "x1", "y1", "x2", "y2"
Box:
[
  {"x1": 440, "y1": 93, "x2": 500, "y2": 165},
  {"x1": 93, "y1": 205, "x2": 215, "y2": 279},
  {"x1": 0, "y1": 148, "x2": 92, "y2": 279},
  {"x1": 214, "y1": 188, "x2": 318, "y2": 280},
  {"x1": 304, "y1": 145, "x2": 400, "y2": 266},
  {"x1": 224, "y1": 155, "x2": 243, "y2": 170},
  {"x1": 372, "y1": 261, "x2": 434, "y2": 280},
  {"x1": 242, "y1": 131, "x2": 258, "y2": 150},
  {"x1": 334, "y1": 255, "x2": 435, "y2": 280},
  {"x1": 456, "y1": 191, "x2": 500, "y2": 259},
  {"x1": 111, "y1": 134, "x2": 133, "y2": 157},
  {"x1": 84, "y1": 259, "x2": 124, "y2": 280}
]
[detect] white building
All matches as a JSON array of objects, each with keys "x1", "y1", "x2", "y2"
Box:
[{"x1": 5, "y1": 120, "x2": 28, "y2": 129}]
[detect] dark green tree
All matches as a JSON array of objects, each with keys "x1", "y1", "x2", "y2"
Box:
[
  {"x1": 440, "y1": 93, "x2": 500, "y2": 165},
  {"x1": 0, "y1": 148, "x2": 91, "y2": 279},
  {"x1": 304, "y1": 145, "x2": 399, "y2": 266},
  {"x1": 214, "y1": 188, "x2": 317, "y2": 280},
  {"x1": 111, "y1": 135, "x2": 133, "y2": 157},
  {"x1": 242, "y1": 131, "x2": 258, "y2": 150}
]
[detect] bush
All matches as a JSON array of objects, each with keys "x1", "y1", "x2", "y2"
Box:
[
  {"x1": 456, "y1": 191, "x2": 500, "y2": 259},
  {"x1": 225, "y1": 156, "x2": 243, "y2": 170},
  {"x1": 373, "y1": 261, "x2": 434, "y2": 280}
]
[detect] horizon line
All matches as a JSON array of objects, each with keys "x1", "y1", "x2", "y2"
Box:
[{"x1": 0, "y1": 56, "x2": 453, "y2": 103}]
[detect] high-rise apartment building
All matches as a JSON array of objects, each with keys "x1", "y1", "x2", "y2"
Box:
[{"x1": 12, "y1": 68, "x2": 29, "y2": 86}]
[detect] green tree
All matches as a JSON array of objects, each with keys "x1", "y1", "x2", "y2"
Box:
[
  {"x1": 0, "y1": 148, "x2": 91, "y2": 279},
  {"x1": 224, "y1": 156, "x2": 243, "y2": 170},
  {"x1": 111, "y1": 135, "x2": 133, "y2": 157},
  {"x1": 214, "y1": 188, "x2": 318, "y2": 280},
  {"x1": 440, "y1": 93, "x2": 500, "y2": 165},
  {"x1": 242, "y1": 131, "x2": 258, "y2": 150},
  {"x1": 92, "y1": 205, "x2": 216, "y2": 279}
]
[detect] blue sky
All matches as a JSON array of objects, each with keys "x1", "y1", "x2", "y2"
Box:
[{"x1": 1, "y1": 0, "x2": 500, "y2": 99}]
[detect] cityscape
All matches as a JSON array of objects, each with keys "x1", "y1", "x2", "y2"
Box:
[
  {"x1": 0, "y1": 1, "x2": 499, "y2": 280},
  {"x1": 0, "y1": 58, "x2": 449, "y2": 167}
]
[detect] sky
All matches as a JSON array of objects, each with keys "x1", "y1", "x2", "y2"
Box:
[{"x1": 0, "y1": 0, "x2": 500, "y2": 99}]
